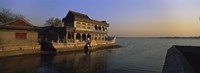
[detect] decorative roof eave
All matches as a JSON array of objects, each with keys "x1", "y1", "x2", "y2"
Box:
[
  {"x1": 65, "y1": 10, "x2": 109, "y2": 27},
  {"x1": 74, "y1": 17, "x2": 109, "y2": 27},
  {"x1": 68, "y1": 10, "x2": 91, "y2": 19},
  {"x1": 0, "y1": 19, "x2": 38, "y2": 28},
  {"x1": 0, "y1": 19, "x2": 39, "y2": 31},
  {"x1": 0, "y1": 26, "x2": 38, "y2": 31}
]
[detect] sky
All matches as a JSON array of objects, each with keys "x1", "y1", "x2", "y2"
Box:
[{"x1": 1, "y1": 0, "x2": 200, "y2": 37}]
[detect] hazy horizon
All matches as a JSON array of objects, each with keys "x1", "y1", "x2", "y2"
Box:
[{"x1": 1, "y1": 0, "x2": 200, "y2": 37}]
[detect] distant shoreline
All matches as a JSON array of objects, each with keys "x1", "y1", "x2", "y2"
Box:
[{"x1": 117, "y1": 37, "x2": 200, "y2": 39}]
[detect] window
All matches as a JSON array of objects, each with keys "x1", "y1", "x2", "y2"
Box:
[
  {"x1": 82, "y1": 23, "x2": 86, "y2": 29},
  {"x1": 76, "y1": 24, "x2": 81, "y2": 28},
  {"x1": 87, "y1": 26, "x2": 91, "y2": 29},
  {"x1": 82, "y1": 26, "x2": 86, "y2": 29},
  {"x1": 76, "y1": 21, "x2": 81, "y2": 24},
  {"x1": 15, "y1": 33, "x2": 27, "y2": 39},
  {"x1": 94, "y1": 25, "x2": 98, "y2": 30}
]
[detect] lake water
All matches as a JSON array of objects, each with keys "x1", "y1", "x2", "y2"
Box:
[{"x1": 1, "y1": 38, "x2": 200, "y2": 73}]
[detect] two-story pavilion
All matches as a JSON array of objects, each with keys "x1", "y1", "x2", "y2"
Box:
[{"x1": 62, "y1": 11, "x2": 109, "y2": 43}]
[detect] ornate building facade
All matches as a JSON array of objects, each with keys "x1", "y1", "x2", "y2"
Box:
[
  {"x1": 39, "y1": 10, "x2": 115, "y2": 50},
  {"x1": 62, "y1": 11, "x2": 109, "y2": 43}
]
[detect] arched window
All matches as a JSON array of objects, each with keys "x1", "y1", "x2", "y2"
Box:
[
  {"x1": 94, "y1": 25, "x2": 98, "y2": 30},
  {"x1": 99, "y1": 26, "x2": 101, "y2": 30},
  {"x1": 82, "y1": 34, "x2": 87, "y2": 41},
  {"x1": 76, "y1": 33, "x2": 81, "y2": 41},
  {"x1": 102, "y1": 27, "x2": 105, "y2": 31},
  {"x1": 87, "y1": 34, "x2": 91, "y2": 41},
  {"x1": 68, "y1": 33, "x2": 74, "y2": 42}
]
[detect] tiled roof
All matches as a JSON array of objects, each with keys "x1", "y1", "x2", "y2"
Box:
[
  {"x1": 69, "y1": 10, "x2": 91, "y2": 20},
  {"x1": 65, "y1": 10, "x2": 109, "y2": 26},
  {"x1": 0, "y1": 19, "x2": 38, "y2": 31}
]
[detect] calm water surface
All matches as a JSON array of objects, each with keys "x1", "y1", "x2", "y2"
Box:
[{"x1": 1, "y1": 38, "x2": 200, "y2": 73}]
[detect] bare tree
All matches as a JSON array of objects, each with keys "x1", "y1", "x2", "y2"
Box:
[
  {"x1": 45, "y1": 17, "x2": 64, "y2": 27},
  {"x1": 0, "y1": 8, "x2": 26, "y2": 23}
]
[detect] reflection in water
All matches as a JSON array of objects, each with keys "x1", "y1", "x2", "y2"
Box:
[
  {"x1": 37, "y1": 54, "x2": 57, "y2": 73},
  {"x1": 1, "y1": 39, "x2": 199, "y2": 73},
  {"x1": 84, "y1": 44, "x2": 90, "y2": 55},
  {"x1": 0, "y1": 49, "x2": 116, "y2": 73}
]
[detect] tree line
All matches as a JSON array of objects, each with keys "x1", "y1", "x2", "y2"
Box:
[{"x1": 0, "y1": 8, "x2": 63, "y2": 27}]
